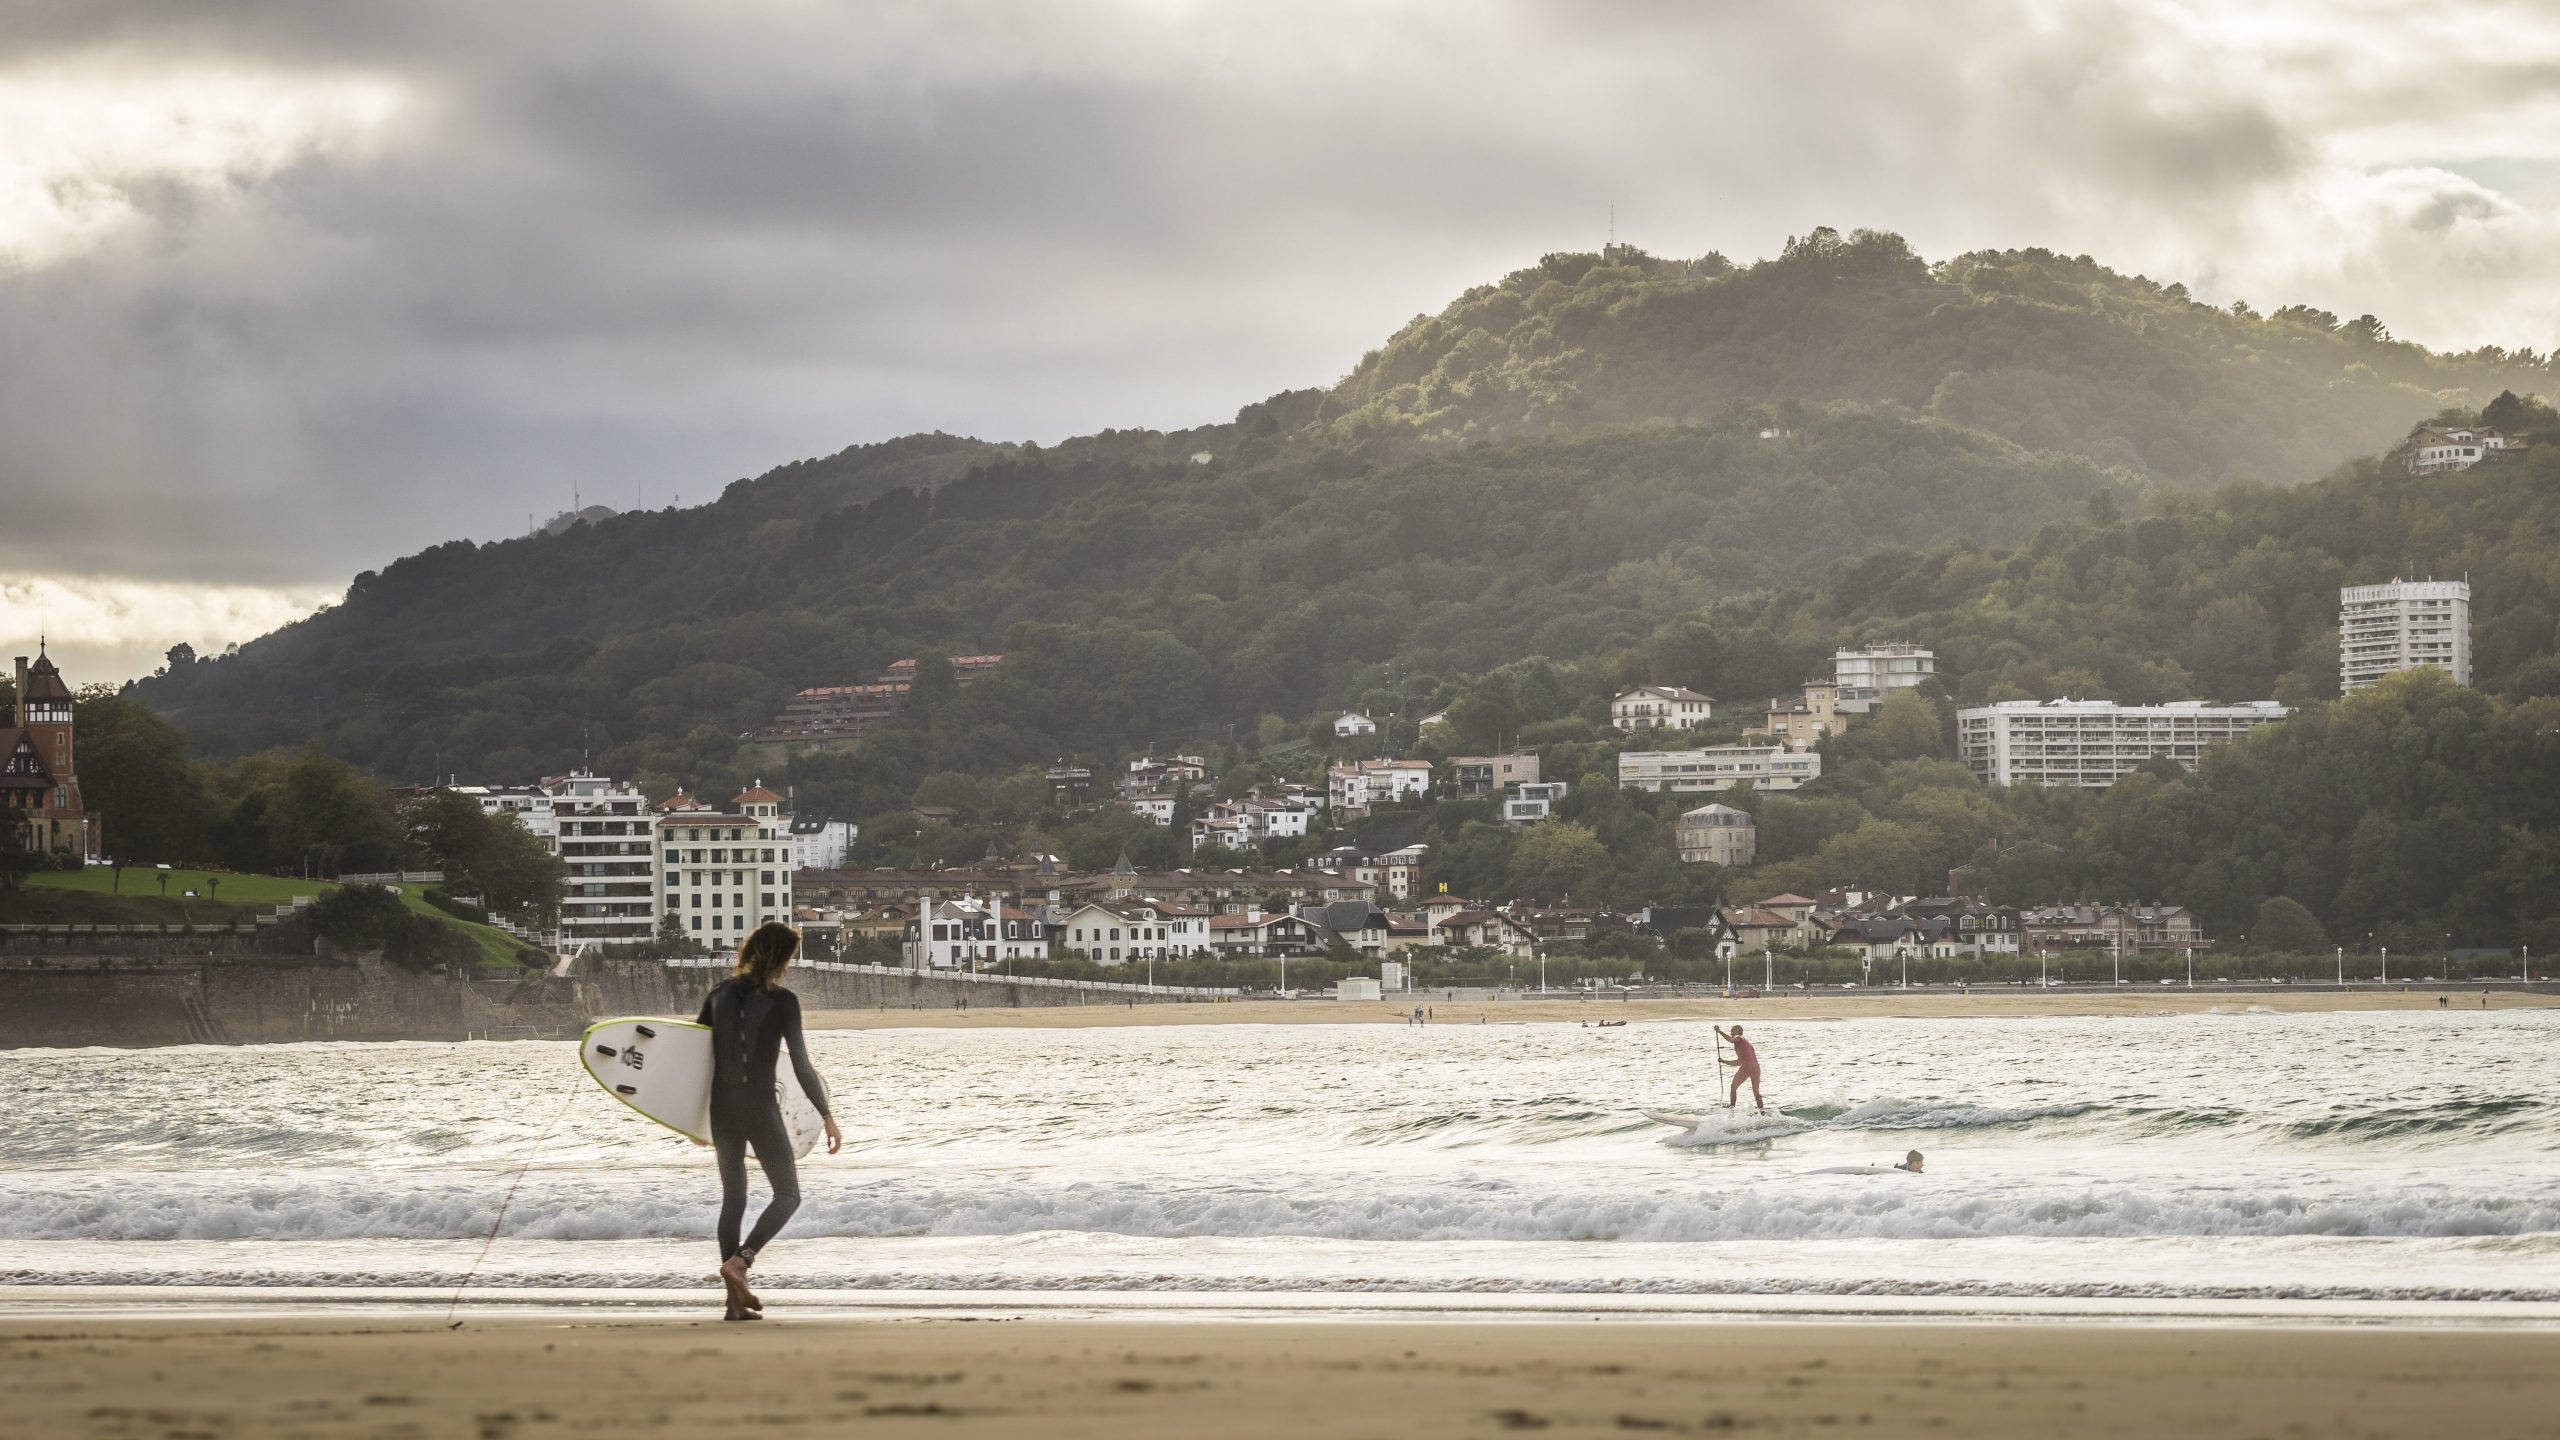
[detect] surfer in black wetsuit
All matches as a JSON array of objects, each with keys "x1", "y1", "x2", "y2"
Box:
[{"x1": 696, "y1": 920, "x2": 841, "y2": 1321}]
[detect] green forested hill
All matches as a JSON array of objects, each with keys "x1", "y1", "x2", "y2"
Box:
[
  {"x1": 127, "y1": 231, "x2": 2559, "y2": 820},
  {"x1": 1320, "y1": 229, "x2": 2551, "y2": 487}
]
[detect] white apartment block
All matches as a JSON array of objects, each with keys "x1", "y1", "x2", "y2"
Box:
[
  {"x1": 1619, "y1": 745, "x2": 1824, "y2": 794},
  {"x1": 657, "y1": 786, "x2": 796, "y2": 944},
  {"x1": 548, "y1": 772, "x2": 658, "y2": 949},
  {"x1": 1957, "y1": 700, "x2": 2291, "y2": 788},
  {"x1": 906, "y1": 896, "x2": 1050, "y2": 970},
  {"x1": 1610, "y1": 686, "x2": 1714, "y2": 732},
  {"x1": 1834, "y1": 644, "x2": 1936, "y2": 713},
  {"x1": 464, "y1": 785, "x2": 558, "y2": 845},
  {"x1": 788, "y1": 815, "x2": 858, "y2": 871},
  {"x1": 1328, "y1": 759, "x2": 1431, "y2": 814},
  {"x1": 2340, "y1": 580, "x2": 2472, "y2": 691}
]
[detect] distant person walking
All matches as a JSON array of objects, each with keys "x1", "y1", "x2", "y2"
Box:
[
  {"x1": 1715, "y1": 1024, "x2": 1765, "y2": 1112},
  {"x1": 696, "y1": 921, "x2": 841, "y2": 1322}
]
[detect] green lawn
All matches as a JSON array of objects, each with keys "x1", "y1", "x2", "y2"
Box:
[
  {"x1": 10, "y1": 867, "x2": 548, "y2": 969},
  {"x1": 26, "y1": 867, "x2": 328, "y2": 905}
]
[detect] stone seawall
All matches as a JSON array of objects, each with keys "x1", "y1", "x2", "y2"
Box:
[
  {"x1": 590, "y1": 959, "x2": 1232, "y2": 1017},
  {"x1": 0, "y1": 956, "x2": 1229, "y2": 1048},
  {"x1": 0, "y1": 954, "x2": 590, "y2": 1048}
]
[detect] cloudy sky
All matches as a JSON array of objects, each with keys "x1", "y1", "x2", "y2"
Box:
[{"x1": 6, "y1": 0, "x2": 2560, "y2": 683}]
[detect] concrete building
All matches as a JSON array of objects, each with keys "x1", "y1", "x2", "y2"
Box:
[
  {"x1": 1451, "y1": 753, "x2": 1540, "y2": 796},
  {"x1": 1834, "y1": 644, "x2": 1936, "y2": 713},
  {"x1": 1957, "y1": 700, "x2": 2291, "y2": 789},
  {"x1": 1610, "y1": 687, "x2": 1714, "y2": 732},
  {"x1": 1328, "y1": 759, "x2": 1431, "y2": 816},
  {"x1": 1619, "y1": 745, "x2": 1823, "y2": 794},
  {"x1": 656, "y1": 785, "x2": 795, "y2": 946},
  {"x1": 1760, "y1": 678, "x2": 1838, "y2": 749},
  {"x1": 547, "y1": 772, "x2": 659, "y2": 950},
  {"x1": 789, "y1": 815, "x2": 858, "y2": 871},
  {"x1": 1675, "y1": 803, "x2": 1758, "y2": 866},
  {"x1": 465, "y1": 785, "x2": 557, "y2": 845},
  {"x1": 2340, "y1": 579, "x2": 2472, "y2": 691},
  {"x1": 1503, "y1": 781, "x2": 1569, "y2": 826},
  {"x1": 1333, "y1": 712, "x2": 1379, "y2": 738}
]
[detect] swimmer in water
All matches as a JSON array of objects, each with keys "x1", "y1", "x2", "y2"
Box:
[{"x1": 1895, "y1": 1149, "x2": 1925, "y2": 1173}]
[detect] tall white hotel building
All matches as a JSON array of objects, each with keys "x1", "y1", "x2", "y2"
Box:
[{"x1": 2340, "y1": 580, "x2": 2471, "y2": 692}]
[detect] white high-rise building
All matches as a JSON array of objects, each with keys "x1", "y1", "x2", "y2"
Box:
[
  {"x1": 656, "y1": 785, "x2": 796, "y2": 947},
  {"x1": 1834, "y1": 644, "x2": 1937, "y2": 713},
  {"x1": 2340, "y1": 580, "x2": 2471, "y2": 692},
  {"x1": 548, "y1": 771, "x2": 660, "y2": 949},
  {"x1": 1957, "y1": 700, "x2": 2291, "y2": 789}
]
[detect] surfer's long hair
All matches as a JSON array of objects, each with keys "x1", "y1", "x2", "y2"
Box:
[{"x1": 733, "y1": 921, "x2": 801, "y2": 990}]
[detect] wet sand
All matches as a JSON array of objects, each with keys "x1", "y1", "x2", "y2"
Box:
[
  {"x1": 807, "y1": 987, "x2": 2558, "y2": 1030},
  {"x1": 11, "y1": 1315, "x2": 2557, "y2": 1439}
]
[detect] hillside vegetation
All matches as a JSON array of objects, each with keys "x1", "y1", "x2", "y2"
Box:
[{"x1": 129, "y1": 230, "x2": 2554, "y2": 792}]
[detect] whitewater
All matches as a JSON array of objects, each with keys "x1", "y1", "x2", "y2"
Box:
[{"x1": 4, "y1": 1009, "x2": 2556, "y2": 1308}]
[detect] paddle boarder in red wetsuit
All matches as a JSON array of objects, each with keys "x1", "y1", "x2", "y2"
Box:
[{"x1": 1715, "y1": 1024, "x2": 1765, "y2": 1111}]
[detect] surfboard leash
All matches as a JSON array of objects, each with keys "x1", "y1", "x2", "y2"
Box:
[{"x1": 445, "y1": 1070, "x2": 584, "y2": 1330}]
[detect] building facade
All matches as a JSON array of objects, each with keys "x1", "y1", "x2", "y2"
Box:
[
  {"x1": 906, "y1": 895, "x2": 1049, "y2": 969},
  {"x1": 1610, "y1": 686, "x2": 1714, "y2": 732},
  {"x1": 2340, "y1": 579, "x2": 2472, "y2": 691},
  {"x1": 1674, "y1": 803, "x2": 1758, "y2": 866},
  {"x1": 1504, "y1": 781, "x2": 1570, "y2": 825},
  {"x1": 1327, "y1": 759, "x2": 1432, "y2": 816},
  {"x1": 1451, "y1": 753, "x2": 1540, "y2": 796},
  {"x1": 1619, "y1": 745, "x2": 1823, "y2": 794},
  {"x1": 545, "y1": 772, "x2": 658, "y2": 950},
  {"x1": 1957, "y1": 700, "x2": 2291, "y2": 788},
  {"x1": 657, "y1": 785, "x2": 796, "y2": 945},
  {"x1": 789, "y1": 816, "x2": 858, "y2": 870},
  {"x1": 1760, "y1": 678, "x2": 1838, "y2": 749},
  {"x1": 1834, "y1": 644, "x2": 1936, "y2": 713},
  {"x1": 3, "y1": 646, "x2": 98, "y2": 860},
  {"x1": 2405, "y1": 425, "x2": 2526, "y2": 476}
]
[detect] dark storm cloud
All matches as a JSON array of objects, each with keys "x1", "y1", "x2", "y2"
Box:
[{"x1": 3, "y1": 0, "x2": 2558, "y2": 681}]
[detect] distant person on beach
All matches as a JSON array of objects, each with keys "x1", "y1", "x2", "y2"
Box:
[
  {"x1": 1714, "y1": 1024, "x2": 1764, "y2": 1111},
  {"x1": 1895, "y1": 1150, "x2": 1925, "y2": 1173},
  {"x1": 696, "y1": 921, "x2": 841, "y2": 1322}
]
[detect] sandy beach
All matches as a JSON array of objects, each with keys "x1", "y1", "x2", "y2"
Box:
[
  {"x1": 807, "y1": 986, "x2": 2560, "y2": 1029},
  {"x1": 11, "y1": 1314, "x2": 2558, "y2": 1439}
]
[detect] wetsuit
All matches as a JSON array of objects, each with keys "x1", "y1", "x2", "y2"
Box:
[{"x1": 696, "y1": 979, "x2": 832, "y2": 1266}]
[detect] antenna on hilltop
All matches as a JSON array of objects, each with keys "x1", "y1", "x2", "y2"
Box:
[{"x1": 1607, "y1": 201, "x2": 1615, "y2": 251}]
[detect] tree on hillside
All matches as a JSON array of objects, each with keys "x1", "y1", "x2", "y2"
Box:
[
  {"x1": 1505, "y1": 821, "x2": 1611, "y2": 901},
  {"x1": 2249, "y1": 896, "x2": 2328, "y2": 953},
  {"x1": 1872, "y1": 690, "x2": 1945, "y2": 761},
  {"x1": 71, "y1": 686, "x2": 216, "y2": 864}
]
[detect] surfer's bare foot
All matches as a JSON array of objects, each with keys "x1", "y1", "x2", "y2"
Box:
[
  {"x1": 722, "y1": 1301, "x2": 762, "y2": 1322},
  {"x1": 720, "y1": 1254, "x2": 763, "y2": 1313}
]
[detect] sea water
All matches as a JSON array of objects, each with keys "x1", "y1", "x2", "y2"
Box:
[{"x1": 3, "y1": 1009, "x2": 2556, "y2": 1310}]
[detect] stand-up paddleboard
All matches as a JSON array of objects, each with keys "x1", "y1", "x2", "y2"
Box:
[
  {"x1": 1642, "y1": 1108, "x2": 1711, "y2": 1129},
  {"x1": 580, "y1": 1017, "x2": 826, "y2": 1158}
]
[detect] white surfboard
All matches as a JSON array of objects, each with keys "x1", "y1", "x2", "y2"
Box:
[
  {"x1": 1642, "y1": 1108, "x2": 1711, "y2": 1129},
  {"x1": 580, "y1": 1017, "x2": 826, "y2": 1158}
]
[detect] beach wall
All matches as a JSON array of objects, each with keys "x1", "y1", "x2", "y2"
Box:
[
  {"x1": 0, "y1": 955, "x2": 1229, "y2": 1048},
  {"x1": 587, "y1": 959, "x2": 1229, "y2": 1017},
  {"x1": 0, "y1": 954, "x2": 589, "y2": 1048}
]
